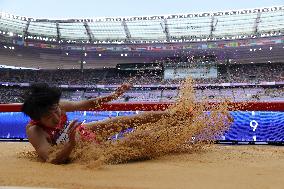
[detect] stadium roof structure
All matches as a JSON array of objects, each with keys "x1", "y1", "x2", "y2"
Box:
[
  {"x1": 0, "y1": 6, "x2": 283, "y2": 69},
  {"x1": 0, "y1": 6, "x2": 283, "y2": 44}
]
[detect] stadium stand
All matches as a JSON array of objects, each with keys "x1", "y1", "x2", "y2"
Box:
[{"x1": 0, "y1": 6, "x2": 283, "y2": 104}]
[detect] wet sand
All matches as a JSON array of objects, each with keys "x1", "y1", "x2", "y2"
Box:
[{"x1": 0, "y1": 142, "x2": 284, "y2": 189}]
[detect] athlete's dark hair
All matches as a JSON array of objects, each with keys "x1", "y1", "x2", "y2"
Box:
[{"x1": 21, "y1": 83, "x2": 62, "y2": 120}]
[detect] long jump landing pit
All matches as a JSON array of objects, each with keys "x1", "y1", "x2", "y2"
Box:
[{"x1": 1, "y1": 142, "x2": 284, "y2": 189}]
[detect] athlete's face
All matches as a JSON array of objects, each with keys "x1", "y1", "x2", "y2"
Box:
[{"x1": 40, "y1": 103, "x2": 62, "y2": 128}]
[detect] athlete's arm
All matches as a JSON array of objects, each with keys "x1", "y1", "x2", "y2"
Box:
[
  {"x1": 60, "y1": 83, "x2": 132, "y2": 112},
  {"x1": 26, "y1": 120, "x2": 81, "y2": 164}
]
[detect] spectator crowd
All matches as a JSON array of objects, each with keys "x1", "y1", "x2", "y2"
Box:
[{"x1": 0, "y1": 63, "x2": 283, "y2": 103}]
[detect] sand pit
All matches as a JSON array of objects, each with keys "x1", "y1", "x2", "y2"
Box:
[{"x1": 1, "y1": 142, "x2": 284, "y2": 189}]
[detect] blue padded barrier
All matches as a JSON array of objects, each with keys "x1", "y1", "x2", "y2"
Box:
[{"x1": 0, "y1": 111, "x2": 284, "y2": 142}]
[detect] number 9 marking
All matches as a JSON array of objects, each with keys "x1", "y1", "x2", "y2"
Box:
[{"x1": 250, "y1": 120, "x2": 258, "y2": 132}]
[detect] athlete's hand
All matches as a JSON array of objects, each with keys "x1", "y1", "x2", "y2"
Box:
[
  {"x1": 113, "y1": 83, "x2": 132, "y2": 97},
  {"x1": 67, "y1": 120, "x2": 82, "y2": 145}
]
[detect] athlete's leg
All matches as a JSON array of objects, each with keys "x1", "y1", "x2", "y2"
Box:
[{"x1": 82, "y1": 111, "x2": 171, "y2": 137}]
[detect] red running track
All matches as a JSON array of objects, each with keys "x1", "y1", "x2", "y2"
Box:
[{"x1": 0, "y1": 102, "x2": 283, "y2": 112}]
